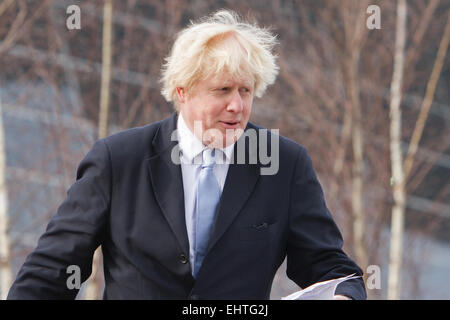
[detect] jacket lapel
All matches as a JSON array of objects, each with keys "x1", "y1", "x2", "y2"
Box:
[
  {"x1": 147, "y1": 113, "x2": 190, "y2": 257},
  {"x1": 207, "y1": 128, "x2": 261, "y2": 253}
]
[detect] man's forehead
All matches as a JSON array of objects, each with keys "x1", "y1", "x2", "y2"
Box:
[{"x1": 207, "y1": 73, "x2": 254, "y2": 87}]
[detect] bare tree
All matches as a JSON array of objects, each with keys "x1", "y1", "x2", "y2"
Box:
[
  {"x1": 388, "y1": 9, "x2": 450, "y2": 300},
  {"x1": 403, "y1": 12, "x2": 450, "y2": 180},
  {"x1": 387, "y1": 0, "x2": 408, "y2": 301},
  {"x1": 0, "y1": 0, "x2": 35, "y2": 299},
  {"x1": 340, "y1": 1, "x2": 370, "y2": 273},
  {"x1": 0, "y1": 94, "x2": 12, "y2": 300},
  {"x1": 84, "y1": 0, "x2": 114, "y2": 300}
]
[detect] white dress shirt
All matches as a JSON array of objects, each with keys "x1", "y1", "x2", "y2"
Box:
[{"x1": 176, "y1": 112, "x2": 235, "y2": 272}]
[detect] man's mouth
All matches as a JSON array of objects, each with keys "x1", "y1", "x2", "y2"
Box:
[{"x1": 219, "y1": 121, "x2": 241, "y2": 128}]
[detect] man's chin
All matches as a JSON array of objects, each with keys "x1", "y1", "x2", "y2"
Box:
[{"x1": 203, "y1": 128, "x2": 244, "y2": 149}]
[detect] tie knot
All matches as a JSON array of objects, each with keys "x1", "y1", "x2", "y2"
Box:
[{"x1": 202, "y1": 148, "x2": 216, "y2": 168}]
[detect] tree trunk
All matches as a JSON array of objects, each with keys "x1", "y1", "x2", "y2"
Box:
[
  {"x1": 388, "y1": 0, "x2": 407, "y2": 301},
  {"x1": 350, "y1": 66, "x2": 367, "y2": 272},
  {"x1": 0, "y1": 95, "x2": 12, "y2": 300},
  {"x1": 84, "y1": 0, "x2": 113, "y2": 300},
  {"x1": 343, "y1": 2, "x2": 370, "y2": 274},
  {"x1": 98, "y1": 0, "x2": 113, "y2": 141}
]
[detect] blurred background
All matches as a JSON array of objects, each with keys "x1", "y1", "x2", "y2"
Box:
[{"x1": 0, "y1": 0, "x2": 449, "y2": 300}]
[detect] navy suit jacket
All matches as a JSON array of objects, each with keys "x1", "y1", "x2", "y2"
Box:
[{"x1": 8, "y1": 113, "x2": 366, "y2": 300}]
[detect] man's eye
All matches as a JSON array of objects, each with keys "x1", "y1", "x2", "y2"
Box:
[{"x1": 221, "y1": 87, "x2": 229, "y2": 91}]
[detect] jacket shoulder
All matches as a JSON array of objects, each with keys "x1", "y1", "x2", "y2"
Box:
[
  {"x1": 100, "y1": 117, "x2": 168, "y2": 158},
  {"x1": 246, "y1": 121, "x2": 307, "y2": 156}
]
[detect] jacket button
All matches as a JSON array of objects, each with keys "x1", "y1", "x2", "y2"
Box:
[{"x1": 179, "y1": 253, "x2": 188, "y2": 264}]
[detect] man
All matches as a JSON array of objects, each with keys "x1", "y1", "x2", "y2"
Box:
[{"x1": 8, "y1": 10, "x2": 366, "y2": 300}]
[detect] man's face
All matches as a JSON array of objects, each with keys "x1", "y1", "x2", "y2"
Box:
[{"x1": 177, "y1": 72, "x2": 254, "y2": 148}]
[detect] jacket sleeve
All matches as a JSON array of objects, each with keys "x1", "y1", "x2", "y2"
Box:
[
  {"x1": 286, "y1": 146, "x2": 367, "y2": 300},
  {"x1": 7, "y1": 139, "x2": 112, "y2": 299}
]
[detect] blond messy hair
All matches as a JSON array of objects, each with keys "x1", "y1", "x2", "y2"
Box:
[{"x1": 159, "y1": 9, "x2": 279, "y2": 110}]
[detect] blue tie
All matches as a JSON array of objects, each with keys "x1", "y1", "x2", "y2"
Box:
[{"x1": 194, "y1": 148, "x2": 221, "y2": 277}]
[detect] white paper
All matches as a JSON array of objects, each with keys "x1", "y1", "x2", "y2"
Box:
[{"x1": 281, "y1": 274, "x2": 361, "y2": 300}]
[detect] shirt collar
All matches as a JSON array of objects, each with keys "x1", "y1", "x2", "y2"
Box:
[{"x1": 177, "y1": 112, "x2": 235, "y2": 164}]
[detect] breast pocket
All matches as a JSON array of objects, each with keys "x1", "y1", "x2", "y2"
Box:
[{"x1": 239, "y1": 221, "x2": 278, "y2": 242}]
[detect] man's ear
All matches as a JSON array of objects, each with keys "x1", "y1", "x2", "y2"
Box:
[{"x1": 176, "y1": 87, "x2": 186, "y2": 103}]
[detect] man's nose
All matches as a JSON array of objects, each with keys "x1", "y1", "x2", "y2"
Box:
[{"x1": 227, "y1": 90, "x2": 244, "y2": 112}]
